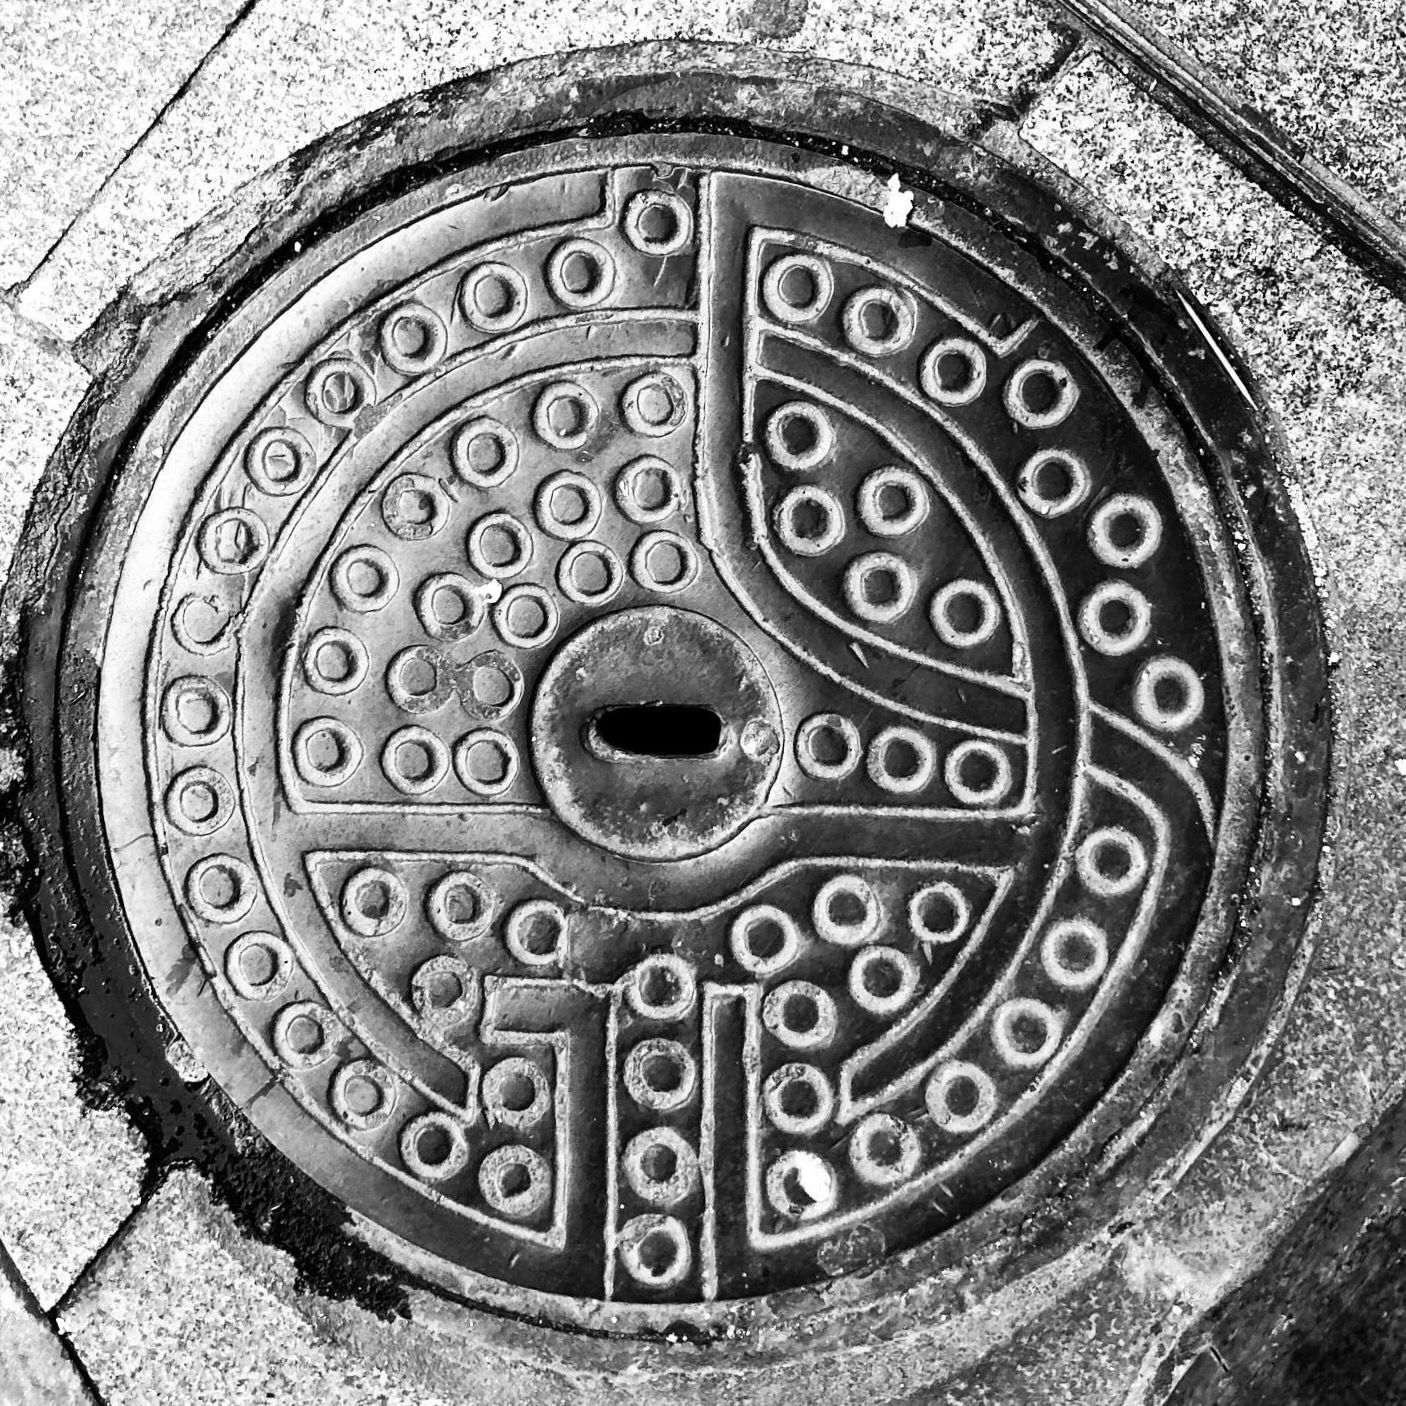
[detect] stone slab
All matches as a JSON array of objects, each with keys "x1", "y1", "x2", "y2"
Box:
[
  {"x1": 0, "y1": 915, "x2": 148, "y2": 1310},
  {"x1": 56, "y1": 1169, "x2": 462, "y2": 1406},
  {"x1": 0, "y1": 0, "x2": 247, "y2": 290},
  {"x1": 921, "y1": 1254, "x2": 1186, "y2": 1405},
  {"x1": 0, "y1": 1240, "x2": 95, "y2": 1406},
  {"x1": 1128, "y1": 0, "x2": 1406, "y2": 229},
  {"x1": 13, "y1": 0, "x2": 1065, "y2": 340}
]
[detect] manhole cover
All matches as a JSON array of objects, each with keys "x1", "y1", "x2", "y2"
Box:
[{"x1": 15, "y1": 101, "x2": 1326, "y2": 1333}]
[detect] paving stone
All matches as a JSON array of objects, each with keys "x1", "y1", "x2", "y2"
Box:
[
  {"x1": 13, "y1": 0, "x2": 1064, "y2": 340},
  {"x1": 1014, "y1": 49, "x2": 1406, "y2": 1377},
  {"x1": 0, "y1": 1241, "x2": 94, "y2": 1406},
  {"x1": 56, "y1": 1169, "x2": 469, "y2": 1406},
  {"x1": 1128, "y1": 0, "x2": 1406, "y2": 228},
  {"x1": 0, "y1": 915, "x2": 147, "y2": 1311},
  {"x1": 0, "y1": 0, "x2": 247, "y2": 290}
]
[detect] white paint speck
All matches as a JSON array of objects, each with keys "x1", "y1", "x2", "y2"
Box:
[
  {"x1": 882, "y1": 173, "x2": 913, "y2": 229},
  {"x1": 797, "y1": 1157, "x2": 834, "y2": 1205}
]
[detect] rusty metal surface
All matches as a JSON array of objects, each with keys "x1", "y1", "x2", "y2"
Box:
[{"x1": 15, "y1": 116, "x2": 1323, "y2": 1339}]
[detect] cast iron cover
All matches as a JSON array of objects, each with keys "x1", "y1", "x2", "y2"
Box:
[{"x1": 14, "y1": 113, "x2": 1327, "y2": 1332}]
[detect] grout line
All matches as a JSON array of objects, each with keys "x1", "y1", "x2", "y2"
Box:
[
  {"x1": 46, "y1": 1166, "x2": 169, "y2": 1324},
  {"x1": 13, "y1": 0, "x2": 262, "y2": 298},
  {"x1": 0, "y1": 1235, "x2": 103, "y2": 1404},
  {"x1": 1048, "y1": 0, "x2": 1406, "y2": 302},
  {"x1": 48, "y1": 1326, "x2": 111, "y2": 1406}
]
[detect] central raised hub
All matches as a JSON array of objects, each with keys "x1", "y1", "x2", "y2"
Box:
[{"x1": 533, "y1": 607, "x2": 782, "y2": 860}]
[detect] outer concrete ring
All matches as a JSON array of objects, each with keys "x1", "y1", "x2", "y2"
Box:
[{"x1": 1, "y1": 39, "x2": 1329, "y2": 1380}]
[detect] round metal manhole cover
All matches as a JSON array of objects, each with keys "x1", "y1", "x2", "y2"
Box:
[{"x1": 18, "y1": 106, "x2": 1326, "y2": 1331}]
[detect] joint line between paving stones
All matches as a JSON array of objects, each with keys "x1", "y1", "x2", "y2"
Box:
[
  {"x1": 1049, "y1": 0, "x2": 1406, "y2": 303},
  {"x1": 45, "y1": 1164, "x2": 169, "y2": 1325},
  {"x1": 969, "y1": 24, "x2": 1084, "y2": 139},
  {"x1": 12, "y1": 0, "x2": 262, "y2": 301},
  {"x1": 47, "y1": 1324, "x2": 110, "y2": 1406},
  {"x1": 0, "y1": 291, "x2": 78, "y2": 358},
  {"x1": 1, "y1": 1233, "x2": 106, "y2": 1404}
]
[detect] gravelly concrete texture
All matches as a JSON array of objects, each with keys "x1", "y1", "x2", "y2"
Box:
[
  {"x1": 0, "y1": 1239, "x2": 95, "y2": 1406},
  {"x1": 1131, "y1": 0, "x2": 1406, "y2": 227},
  {"x1": 0, "y1": 0, "x2": 245, "y2": 289},
  {"x1": 0, "y1": 916, "x2": 146, "y2": 1311},
  {"x1": 56, "y1": 1171, "x2": 462, "y2": 1406},
  {"x1": 0, "y1": 1, "x2": 1403, "y2": 1400},
  {"x1": 8, "y1": 0, "x2": 1063, "y2": 340}
]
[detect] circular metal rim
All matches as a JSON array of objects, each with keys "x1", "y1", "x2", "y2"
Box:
[{"x1": 2, "y1": 40, "x2": 1330, "y2": 1372}]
